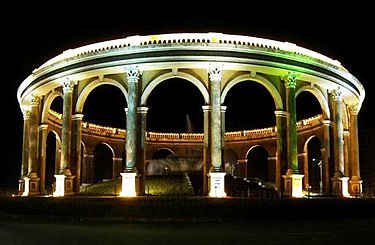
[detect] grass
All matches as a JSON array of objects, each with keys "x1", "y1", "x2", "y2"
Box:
[{"x1": 80, "y1": 174, "x2": 194, "y2": 196}]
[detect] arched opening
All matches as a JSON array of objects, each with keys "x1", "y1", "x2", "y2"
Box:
[
  {"x1": 247, "y1": 146, "x2": 269, "y2": 182},
  {"x1": 296, "y1": 91, "x2": 322, "y2": 121},
  {"x1": 146, "y1": 78, "x2": 204, "y2": 133},
  {"x1": 147, "y1": 148, "x2": 175, "y2": 175},
  {"x1": 224, "y1": 81, "x2": 275, "y2": 131},
  {"x1": 307, "y1": 137, "x2": 323, "y2": 193},
  {"x1": 45, "y1": 131, "x2": 57, "y2": 194},
  {"x1": 224, "y1": 148, "x2": 239, "y2": 176},
  {"x1": 93, "y1": 143, "x2": 114, "y2": 183},
  {"x1": 83, "y1": 84, "x2": 127, "y2": 129},
  {"x1": 50, "y1": 95, "x2": 63, "y2": 114}
]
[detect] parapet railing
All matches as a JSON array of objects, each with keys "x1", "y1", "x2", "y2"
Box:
[
  {"x1": 36, "y1": 32, "x2": 343, "y2": 72},
  {"x1": 48, "y1": 110, "x2": 323, "y2": 141}
]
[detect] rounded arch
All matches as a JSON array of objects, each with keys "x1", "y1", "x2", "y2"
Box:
[
  {"x1": 41, "y1": 90, "x2": 63, "y2": 123},
  {"x1": 224, "y1": 148, "x2": 239, "y2": 175},
  {"x1": 75, "y1": 77, "x2": 128, "y2": 113},
  {"x1": 93, "y1": 142, "x2": 115, "y2": 183},
  {"x1": 245, "y1": 145, "x2": 270, "y2": 182},
  {"x1": 303, "y1": 135, "x2": 323, "y2": 193},
  {"x1": 141, "y1": 71, "x2": 209, "y2": 105},
  {"x1": 221, "y1": 74, "x2": 283, "y2": 110},
  {"x1": 151, "y1": 148, "x2": 175, "y2": 159},
  {"x1": 45, "y1": 129, "x2": 61, "y2": 194},
  {"x1": 296, "y1": 85, "x2": 330, "y2": 119}
]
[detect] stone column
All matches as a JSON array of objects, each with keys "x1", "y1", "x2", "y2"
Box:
[
  {"x1": 348, "y1": 104, "x2": 362, "y2": 196},
  {"x1": 23, "y1": 95, "x2": 41, "y2": 196},
  {"x1": 283, "y1": 72, "x2": 304, "y2": 198},
  {"x1": 120, "y1": 65, "x2": 140, "y2": 197},
  {"x1": 322, "y1": 120, "x2": 331, "y2": 194},
  {"x1": 208, "y1": 63, "x2": 226, "y2": 197},
  {"x1": 71, "y1": 114, "x2": 84, "y2": 194},
  {"x1": 19, "y1": 109, "x2": 30, "y2": 194},
  {"x1": 330, "y1": 87, "x2": 348, "y2": 196},
  {"x1": 54, "y1": 79, "x2": 76, "y2": 197},
  {"x1": 202, "y1": 105, "x2": 211, "y2": 196},
  {"x1": 221, "y1": 106, "x2": 227, "y2": 170},
  {"x1": 275, "y1": 110, "x2": 287, "y2": 193},
  {"x1": 38, "y1": 124, "x2": 49, "y2": 194},
  {"x1": 137, "y1": 106, "x2": 148, "y2": 195}
]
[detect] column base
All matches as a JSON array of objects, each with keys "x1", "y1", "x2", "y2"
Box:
[
  {"x1": 349, "y1": 176, "x2": 363, "y2": 197},
  {"x1": 53, "y1": 174, "x2": 66, "y2": 197},
  {"x1": 18, "y1": 178, "x2": 25, "y2": 195},
  {"x1": 208, "y1": 172, "x2": 226, "y2": 198},
  {"x1": 119, "y1": 172, "x2": 137, "y2": 197},
  {"x1": 22, "y1": 173, "x2": 40, "y2": 196},
  {"x1": 331, "y1": 176, "x2": 350, "y2": 197},
  {"x1": 282, "y1": 171, "x2": 304, "y2": 198}
]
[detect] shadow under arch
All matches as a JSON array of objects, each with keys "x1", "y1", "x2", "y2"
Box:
[
  {"x1": 45, "y1": 129, "x2": 61, "y2": 194},
  {"x1": 75, "y1": 77, "x2": 128, "y2": 113},
  {"x1": 221, "y1": 73, "x2": 283, "y2": 110},
  {"x1": 296, "y1": 85, "x2": 330, "y2": 119},
  {"x1": 303, "y1": 135, "x2": 323, "y2": 193},
  {"x1": 41, "y1": 90, "x2": 63, "y2": 124},
  {"x1": 141, "y1": 71, "x2": 209, "y2": 106},
  {"x1": 93, "y1": 142, "x2": 115, "y2": 183},
  {"x1": 245, "y1": 145, "x2": 270, "y2": 183}
]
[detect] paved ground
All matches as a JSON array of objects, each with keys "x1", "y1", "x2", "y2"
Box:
[{"x1": 1, "y1": 216, "x2": 375, "y2": 244}]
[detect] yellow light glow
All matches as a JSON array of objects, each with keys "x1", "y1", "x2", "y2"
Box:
[
  {"x1": 119, "y1": 173, "x2": 137, "y2": 197},
  {"x1": 341, "y1": 177, "x2": 350, "y2": 198},
  {"x1": 291, "y1": 174, "x2": 304, "y2": 198},
  {"x1": 53, "y1": 174, "x2": 66, "y2": 197},
  {"x1": 22, "y1": 177, "x2": 30, "y2": 196},
  {"x1": 208, "y1": 172, "x2": 227, "y2": 198}
]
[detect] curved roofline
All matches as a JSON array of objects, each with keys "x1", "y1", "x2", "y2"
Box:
[
  {"x1": 36, "y1": 32, "x2": 343, "y2": 71},
  {"x1": 18, "y1": 32, "x2": 365, "y2": 111}
]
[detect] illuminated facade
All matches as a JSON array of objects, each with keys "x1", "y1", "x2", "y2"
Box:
[{"x1": 17, "y1": 33, "x2": 365, "y2": 198}]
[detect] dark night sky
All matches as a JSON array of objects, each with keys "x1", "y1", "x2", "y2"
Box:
[{"x1": 2, "y1": 4, "x2": 374, "y2": 188}]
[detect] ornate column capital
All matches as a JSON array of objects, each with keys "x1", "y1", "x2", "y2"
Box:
[
  {"x1": 331, "y1": 87, "x2": 342, "y2": 102},
  {"x1": 125, "y1": 65, "x2": 140, "y2": 83},
  {"x1": 284, "y1": 71, "x2": 299, "y2": 88},
  {"x1": 61, "y1": 78, "x2": 77, "y2": 94},
  {"x1": 348, "y1": 104, "x2": 359, "y2": 116},
  {"x1": 30, "y1": 94, "x2": 40, "y2": 107},
  {"x1": 22, "y1": 109, "x2": 31, "y2": 119},
  {"x1": 208, "y1": 63, "x2": 223, "y2": 81}
]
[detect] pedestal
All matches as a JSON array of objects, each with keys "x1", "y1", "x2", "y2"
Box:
[
  {"x1": 65, "y1": 175, "x2": 76, "y2": 195},
  {"x1": 282, "y1": 173, "x2": 304, "y2": 198},
  {"x1": 332, "y1": 176, "x2": 350, "y2": 197},
  {"x1": 291, "y1": 174, "x2": 304, "y2": 198},
  {"x1": 282, "y1": 174, "x2": 292, "y2": 196},
  {"x1": 208, "y1": 172, "x2": 226, "y2": 198},
  {"x1": 119, "y1": 172, "x2": 137, "y2": 197},
  {"x1": 349, "y1": 177, "x2": 363, "y2": 197},
  {"x1": 18, "y1": 179, "x2": 25, "y2": 195},
  {"x1": 53, "y1": 174, "x2": 66, "y2": 197},
  {"x1": 22, "y1": 173, "x2": 40, "y2": 196}
]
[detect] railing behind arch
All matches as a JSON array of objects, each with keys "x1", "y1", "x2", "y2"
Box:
[{"x1": 47, "y1": 110, "x2": 323, "y2": 142}]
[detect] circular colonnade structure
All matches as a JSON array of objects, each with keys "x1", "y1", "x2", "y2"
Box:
[{"x1": 17, "y1": 32, "x2": 365, "y2": 198}]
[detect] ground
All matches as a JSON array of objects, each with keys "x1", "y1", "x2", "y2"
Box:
[{"x1": 0, "y1": 196, "x2": 374, "y2": 244}]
